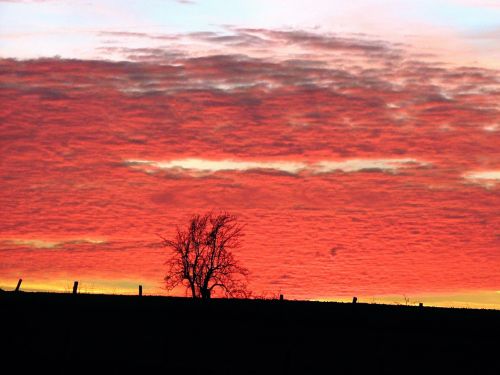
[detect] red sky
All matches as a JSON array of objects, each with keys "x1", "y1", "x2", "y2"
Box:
[{"x1": 0, "y1": 27, "x2": 499, "y2": 307}]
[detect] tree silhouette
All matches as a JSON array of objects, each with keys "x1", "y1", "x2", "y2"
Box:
[{"x1": 161, "y1": 212, "x2": 249, "y2": 299}]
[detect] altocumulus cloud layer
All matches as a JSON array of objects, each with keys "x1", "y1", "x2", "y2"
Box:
[{"x1": 0, "y1": 28, "x2": 499, "y2": 299}]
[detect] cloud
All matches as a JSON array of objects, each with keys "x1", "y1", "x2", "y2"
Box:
[
  {"x1": 94, "y1": 27, "x2": 404, "y2": 63},
  {"x1": 464, "y1": 27, "x2": 500, "y2": 41},
  {"x1": 125, "y1": 158, "x2": 428, "y2": 176},
  {"x1": 125, "y1": 158, "x2": 307, "y2": 175},
  {"x1": 236, "y1": 28, "x2": 402, "y2": 56},
  {"x1": 464, "y1": 171, "x2": 500, "y2": 188},
  {"x1": 98, "y1": 31, "x2": 178, "y2": 41},
  {"x1": 0, "y1": 27, "x2": 499, "y2": 300},
  {"x1": 483, "y1": 124, "x2": 498, "y2": 132},
  {"x1": 3, "y1": 238, "x2": 106, "y2": 249},
  {"x1": 314, "y1": 158, "x2": 428, "y2": 173}
]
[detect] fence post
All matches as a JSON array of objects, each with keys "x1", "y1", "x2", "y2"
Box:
[
  {"x1": 419, "y1": 302, "x2": 423, "y2": 307},
  {"x1": 139, "y1": 285, "x2": 143, "y2": 297},
  {"x1": 279, "y1": 294, "x2": 284, "y2": 301},
  {"x1": 352, "y1": 296, "x2": 357, "y2": 304},
  {"x1": 15, "y1": 278, "x2": 22, "y2": 292},
  {"x1": 72, "y1": 281, "x2": 78, "y2": 294}
]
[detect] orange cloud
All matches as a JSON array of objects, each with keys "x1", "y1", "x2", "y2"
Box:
[{"x1": 0, "y1": 29, "x2": 499, "y2": 303}]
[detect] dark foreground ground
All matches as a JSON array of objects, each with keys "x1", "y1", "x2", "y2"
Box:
[{"x1": 1, "y1": 292, "x2": 499, "y2": 375}]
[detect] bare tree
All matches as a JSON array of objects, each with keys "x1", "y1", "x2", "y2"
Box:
[{"x1": 161, "y1": 212, "x2": 249, "y2": 299}]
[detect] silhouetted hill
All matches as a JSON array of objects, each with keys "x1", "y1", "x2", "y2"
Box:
[{"x1": 1, "y1": 292, "x2": 498, "y2": 375}]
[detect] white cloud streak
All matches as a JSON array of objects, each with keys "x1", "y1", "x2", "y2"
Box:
[
  {"x1": 4, "y1": 238, "x2": 106, "y2": 249},
  {"x1": 464, "y1": 170, "x2": 500, "y2": 188},
  {"x1": 314, "y1": 158, "x2": 426, "y2": 173},
  {"x1": 125, "y1": 157, "x2": 428, "y2": 176}
]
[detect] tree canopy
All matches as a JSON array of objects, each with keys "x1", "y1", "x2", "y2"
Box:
[{"x1": 161, "y1": 212, "x2": 249, "y2": 299}]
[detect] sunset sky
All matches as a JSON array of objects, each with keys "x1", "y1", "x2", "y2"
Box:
[{"x1": 0, "y1": 0, "x2": 499, "y2": 308}]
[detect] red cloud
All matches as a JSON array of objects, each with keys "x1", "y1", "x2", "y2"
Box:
[{"x1": 0, "y1": 29, "x2": 499, "y2": 299}]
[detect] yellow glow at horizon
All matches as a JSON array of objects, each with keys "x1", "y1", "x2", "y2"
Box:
[
  {"x1": 0, "y1": 279, "x2": 154, "y2": 296},
  {"x1": 2, "y1": 279, "x2": 498, "y2": 310},
  {"x1": 315, "y1": 291, "x2": 500, "y2": 310}
]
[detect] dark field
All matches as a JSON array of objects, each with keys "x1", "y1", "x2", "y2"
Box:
[{"x1": 1, "y1": 292, "x2": 499, "y2": 375}]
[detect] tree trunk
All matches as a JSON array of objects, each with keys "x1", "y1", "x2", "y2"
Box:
[
  {"x1": 201, "y1": 288, "x2": 211, "y2": 299},
  {"x1": 190, "y1": 283, "x2": 197, "y2": 298}
]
